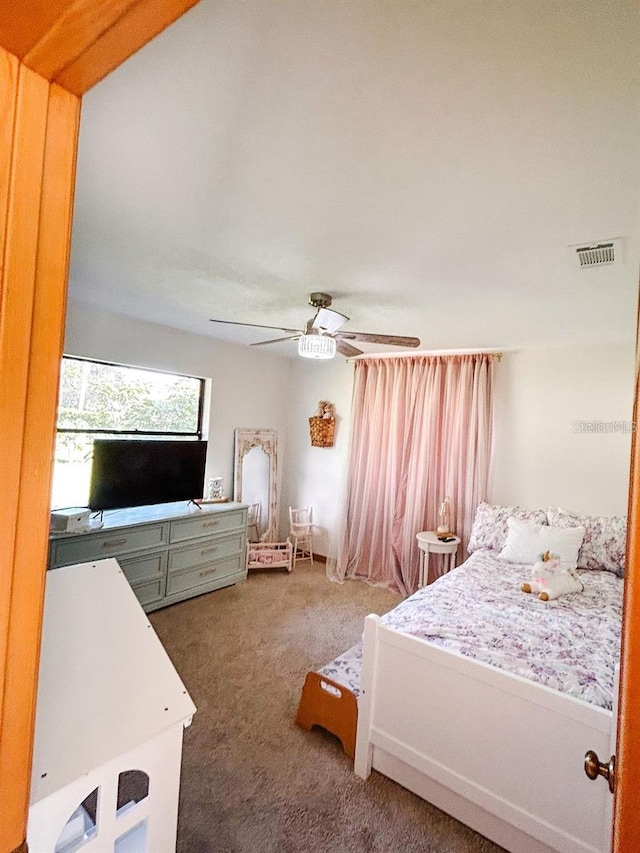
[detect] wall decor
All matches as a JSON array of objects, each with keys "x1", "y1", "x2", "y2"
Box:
[{"x1": 309, "y1": 401, "x2": 335, "y2": 447}]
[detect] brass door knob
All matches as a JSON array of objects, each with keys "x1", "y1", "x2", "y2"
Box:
[{"x1": 584, "y1": 750, "x2": 616, "y2": 794}]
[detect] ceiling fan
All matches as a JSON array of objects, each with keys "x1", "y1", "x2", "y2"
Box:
[{"x1": 209, "y1": 292, "x2": 420, "y2": 359}]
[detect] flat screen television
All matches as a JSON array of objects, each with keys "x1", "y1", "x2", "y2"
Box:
[{"x1": 89, "y1": 439, "x2": 208, "y2": 511}]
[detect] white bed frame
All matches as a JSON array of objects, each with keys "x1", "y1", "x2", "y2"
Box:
[{"x1": 355, "y1": 615, "x2": 616, "y2": 853}]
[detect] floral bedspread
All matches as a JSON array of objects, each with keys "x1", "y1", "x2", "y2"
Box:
[
  {"x1": 319, "y1": 642, "x2": 364, "y2": 697},
  {"x1": 319, "y1": 549, "x2": 623, "y2": 709}
]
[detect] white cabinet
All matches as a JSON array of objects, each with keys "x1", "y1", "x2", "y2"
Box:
[{"x1": 28, "y1": 558, "x2": 197, "y2": 852}]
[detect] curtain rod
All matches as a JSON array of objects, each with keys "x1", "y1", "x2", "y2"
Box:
[{"x1": 346, "y1": 351, "x2": 503, "y2": 364}]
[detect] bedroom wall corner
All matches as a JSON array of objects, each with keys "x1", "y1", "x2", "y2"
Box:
[
  {"x1": 490, "y1": 343, "x2": 635, "y2": 516},
  {"x1": 281, "y1": 357, "x2": 355, "y2": 556}
]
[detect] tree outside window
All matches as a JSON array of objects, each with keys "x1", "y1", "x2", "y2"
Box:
[{"x1": 52, "y1": 357, "x2": 204, "y2": 508}]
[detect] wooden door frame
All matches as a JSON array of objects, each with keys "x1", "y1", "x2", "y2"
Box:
[
  {"x1": 0, "y1": 5, "x2": 199, "y2": 851},
  {"x1": 0, "y1": 4, "x2": 638, "y2": 852},
  {"x1": 613, "y1": 303, "x2": 640, "y2": 850},
  {"x1": 0, "y1": 53, "x2": 80, "y2": 853}
]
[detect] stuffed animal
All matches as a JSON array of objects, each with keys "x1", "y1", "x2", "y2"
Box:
[
  {"x1": 521, "y1": 550, "x2": 584, "y2": 601},
  {"x1": 316, "y1": 400, "x2": 335, "y2": 419}
]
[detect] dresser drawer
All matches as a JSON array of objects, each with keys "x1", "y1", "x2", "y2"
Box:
[
  {"x1": 131, "y1": 576, "x2": 166, "y2": 607},
  {"x1": 170, "y1": 509, "x2": 245, "y2": 543},
  {"x1": 48, "y1": 503, "x2": 247, "y2": 612},
  {"x1": 118, "y1": 550, "x2": 167, "y2": 586},
  {"x1": 51, "y1": 523, "x2": 168, "y2": 568},
  {"x1": 166, "y1": 553, "x2": 244, "y2": 595},
  {"x1": 168, "y1": 532, "x2": 244, "y2": 574}
]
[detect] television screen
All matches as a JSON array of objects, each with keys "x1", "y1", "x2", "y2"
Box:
[{"x1": 89, "y1": 439, "x2": 208, "y2": 511}]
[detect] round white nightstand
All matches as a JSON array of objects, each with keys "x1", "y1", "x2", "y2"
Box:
[{"x1": 416, "y1": 531, "x2": 461, "y2": 587}]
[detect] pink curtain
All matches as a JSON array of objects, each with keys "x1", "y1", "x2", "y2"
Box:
[{"x1": 327, "y1": 354, "x2": 494, "y2": 596}]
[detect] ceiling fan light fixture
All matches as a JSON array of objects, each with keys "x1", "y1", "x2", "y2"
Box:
[
  {"x1": 298, "y1": 332, "x2": 336, "y2": 360},
  {"x1": 210, "y1": 293, "x2": 420, "y2": 358}
]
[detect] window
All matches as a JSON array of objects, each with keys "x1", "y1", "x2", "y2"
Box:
[{"x1": 52, "y1": 357, "x2": 205, "y2": 509}]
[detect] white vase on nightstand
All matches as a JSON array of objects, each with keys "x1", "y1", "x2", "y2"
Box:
[{"x1": 437, "y1": 497, "x2": 451, "y2": 536}]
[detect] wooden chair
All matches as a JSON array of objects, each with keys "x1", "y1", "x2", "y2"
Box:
[{"x1": 289, "y1": 506, "x2": 313, "y2": 567}]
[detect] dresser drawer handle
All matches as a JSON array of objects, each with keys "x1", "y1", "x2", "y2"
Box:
[
  {"x1": 203, "y1": 520, "x2": 220, "y2": 528},
  {"x1": 200, "y1": 547, "x2": 218, "y2": 556},
  {"x1": 199, "y1": 568, "x2": 216, "y2": 578},
  {"x1": 103, "y1": 538, "x2": 127, "y2": 548}
]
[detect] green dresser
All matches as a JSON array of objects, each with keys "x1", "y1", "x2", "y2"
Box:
[{"x1": 48, "y1": 501, "x2": 248, "y2": 612}]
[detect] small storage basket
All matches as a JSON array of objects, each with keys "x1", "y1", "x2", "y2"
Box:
[{"x1": 309, "y1": 416, "x2": 335, "y2": 447}]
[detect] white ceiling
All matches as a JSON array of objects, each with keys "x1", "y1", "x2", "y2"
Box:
[{"x1": 69, "y1": 0, "x2": 640, "y2": 358}]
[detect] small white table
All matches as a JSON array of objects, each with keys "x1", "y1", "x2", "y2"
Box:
[{"x1": 416, "y1": 531, "x2": 461, "y2": 587}]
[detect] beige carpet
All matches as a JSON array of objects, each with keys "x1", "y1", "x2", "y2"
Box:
[{"x1": 150, "y1": 561, "x2": 503, "y2": 853}]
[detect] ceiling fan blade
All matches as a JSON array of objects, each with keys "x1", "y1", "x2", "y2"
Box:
[
  {"x1": 335, "y1": 339, "x2": 363, "y2": 358},
  {"x1": 337, "y1": 331, "x2": 421, "y2": 348},
  {"x1": 250, "y1": 335, "x2": 301, "y2": 347},
  {"x1": 210, "y1": 318, "x2": 300, "y2": 334},
  {"x1": 312, "y1": 306, "x2": 349, "y2": 334}
]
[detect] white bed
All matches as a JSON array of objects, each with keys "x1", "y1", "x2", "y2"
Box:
[{"x1": 353, "y1": 548, "x2": 623, "y2": 853}]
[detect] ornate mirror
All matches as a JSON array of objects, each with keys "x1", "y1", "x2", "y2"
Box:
[{"x1": 234, "y1": 429, "x2": 278, "y2": 542}]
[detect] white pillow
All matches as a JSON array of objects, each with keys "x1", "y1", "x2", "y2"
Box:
[
  {"x1": 467, "y1": 502, "x2": 548, "y2": 554},
  {"x1": 499, "y1": 517, "x2": 585, "y2": 570}
]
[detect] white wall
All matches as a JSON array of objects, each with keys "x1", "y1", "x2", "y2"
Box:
[
  {"x1": 283, "y1": 358, "x2": 355, "y2": 555},
  {"x1": 64, "y1": 302, "x2": 291, "y2": 528},
  {"x1": 491, "y1": 344, "x2": 635, "y2": 516},
  {"x1": 283, "y1": 344, "x2": 636, "y2": 557}
]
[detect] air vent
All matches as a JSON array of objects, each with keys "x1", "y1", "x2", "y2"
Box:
[{"x1": 571, "y1": 238, "x2": 622, "y2": 269}]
